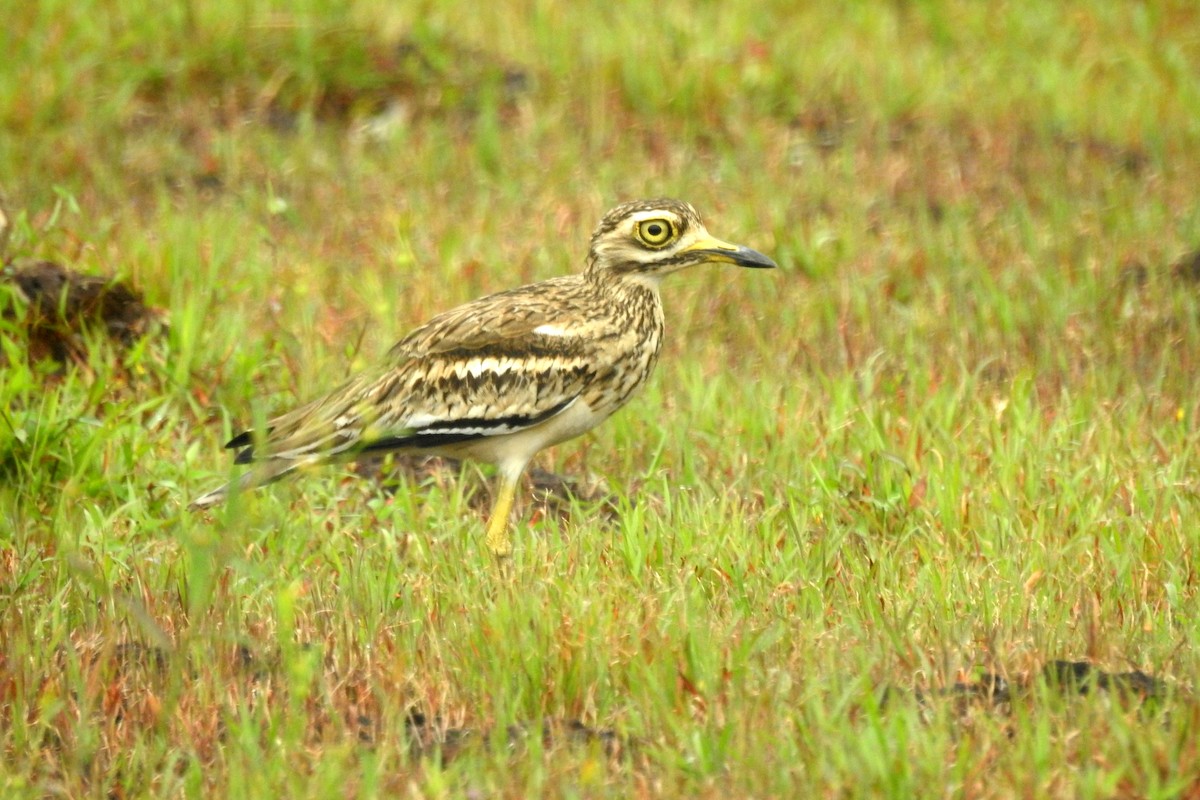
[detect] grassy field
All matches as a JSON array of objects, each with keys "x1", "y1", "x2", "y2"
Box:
[{"x1": 3, "y1": 0, "x2": 1200, "y2": 796}]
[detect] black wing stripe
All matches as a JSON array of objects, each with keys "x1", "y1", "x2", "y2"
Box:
[
  {"x1": 358, "y1": 398, "x2": 575, "y2": 454},
  {"x1": 225, "y1": 429, "x2": 257, "y2": 450}
]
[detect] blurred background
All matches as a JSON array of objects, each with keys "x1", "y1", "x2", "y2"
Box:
[{"x1": 3, "y1": 1, "x2": 1200, "y2": 796}]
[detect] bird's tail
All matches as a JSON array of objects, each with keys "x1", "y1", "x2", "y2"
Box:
[{"x1": 187, "y1": 458, "x2": 309, "y2": 511}]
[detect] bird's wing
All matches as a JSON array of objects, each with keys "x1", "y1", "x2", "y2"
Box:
[
  {"x1": 227, "y1": 278, "x2": 611, "y2": 464},
  {"x1": 389, "y1": 277, "x2": 589, "y2": 356}
]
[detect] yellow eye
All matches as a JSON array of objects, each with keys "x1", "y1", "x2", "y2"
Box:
[{"x1": 637, "y1": 219, "x2": 675, "y2": 247}]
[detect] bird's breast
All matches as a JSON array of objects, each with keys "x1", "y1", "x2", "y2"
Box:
[{"x1": 580, "y1": 286, "x2": 665, "y2": 413}]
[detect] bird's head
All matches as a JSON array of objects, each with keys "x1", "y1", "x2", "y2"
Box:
[{"x1": 585, "y1": 198, "x2": 776, "y2": 284}]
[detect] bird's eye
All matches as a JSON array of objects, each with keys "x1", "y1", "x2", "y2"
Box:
[{"x1": 636, "y1": 219, "x2": 675, "y2": 247}]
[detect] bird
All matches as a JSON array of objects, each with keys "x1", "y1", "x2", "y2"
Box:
[{"x1": 189, "y1": 198, "x2": 776, "y2": 557}]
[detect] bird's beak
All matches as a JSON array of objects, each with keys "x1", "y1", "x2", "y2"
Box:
[{"x1": 683, "y1": 235, "x2": 777, "y2": 269}]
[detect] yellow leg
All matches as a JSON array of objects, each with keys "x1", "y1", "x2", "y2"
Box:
[{"x1": 484, "y1": 471, "x2": 520, "y2": 558}]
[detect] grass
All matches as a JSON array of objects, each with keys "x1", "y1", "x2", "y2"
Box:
[{"x1": 3, "y1": 0, "x2": 1200, "y2": 796}]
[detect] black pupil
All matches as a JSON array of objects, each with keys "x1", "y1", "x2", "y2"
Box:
[{"x1": 647, "y1": 223, "x2": 663, "y2": 238}]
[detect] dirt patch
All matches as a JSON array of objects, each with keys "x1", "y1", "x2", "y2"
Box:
[
  {"x1": 0, "y1": 197, "x2": 165, "y2": 369},
  {"x1": 883, "y1": 659, "x2": 1171, "y2": 715},
  {"x1": 1112, "y1": 247, "x2": 1200, "y2": 289},
  {"x1": 1170, "y1": 248, "x2": 1200, "y2": 284},
  {"x1": 1, "y1": 259, "x2": 165, "y2": 368}
]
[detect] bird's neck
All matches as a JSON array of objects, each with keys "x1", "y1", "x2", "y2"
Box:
[
  {"x1": 585, "y1": 267, "x2": 665, "y2": 337},
  {"x1": 586, "y1": 260, "x2": 665, "y2": 296}
]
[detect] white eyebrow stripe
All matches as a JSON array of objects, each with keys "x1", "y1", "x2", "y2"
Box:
[
  {"x1": 533, "y1": 323, "x2": 574, "y2": 337},
  {"x1": 405, "y1": 413, "x2": 440, "y2": 428},
  {"x1": 628, "y1": 209, "x2": 678, "y2": 224}
]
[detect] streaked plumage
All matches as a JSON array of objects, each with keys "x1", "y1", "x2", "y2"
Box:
[{"x1": 190, "y1": 198, "x2": 775, "y2": 556}]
